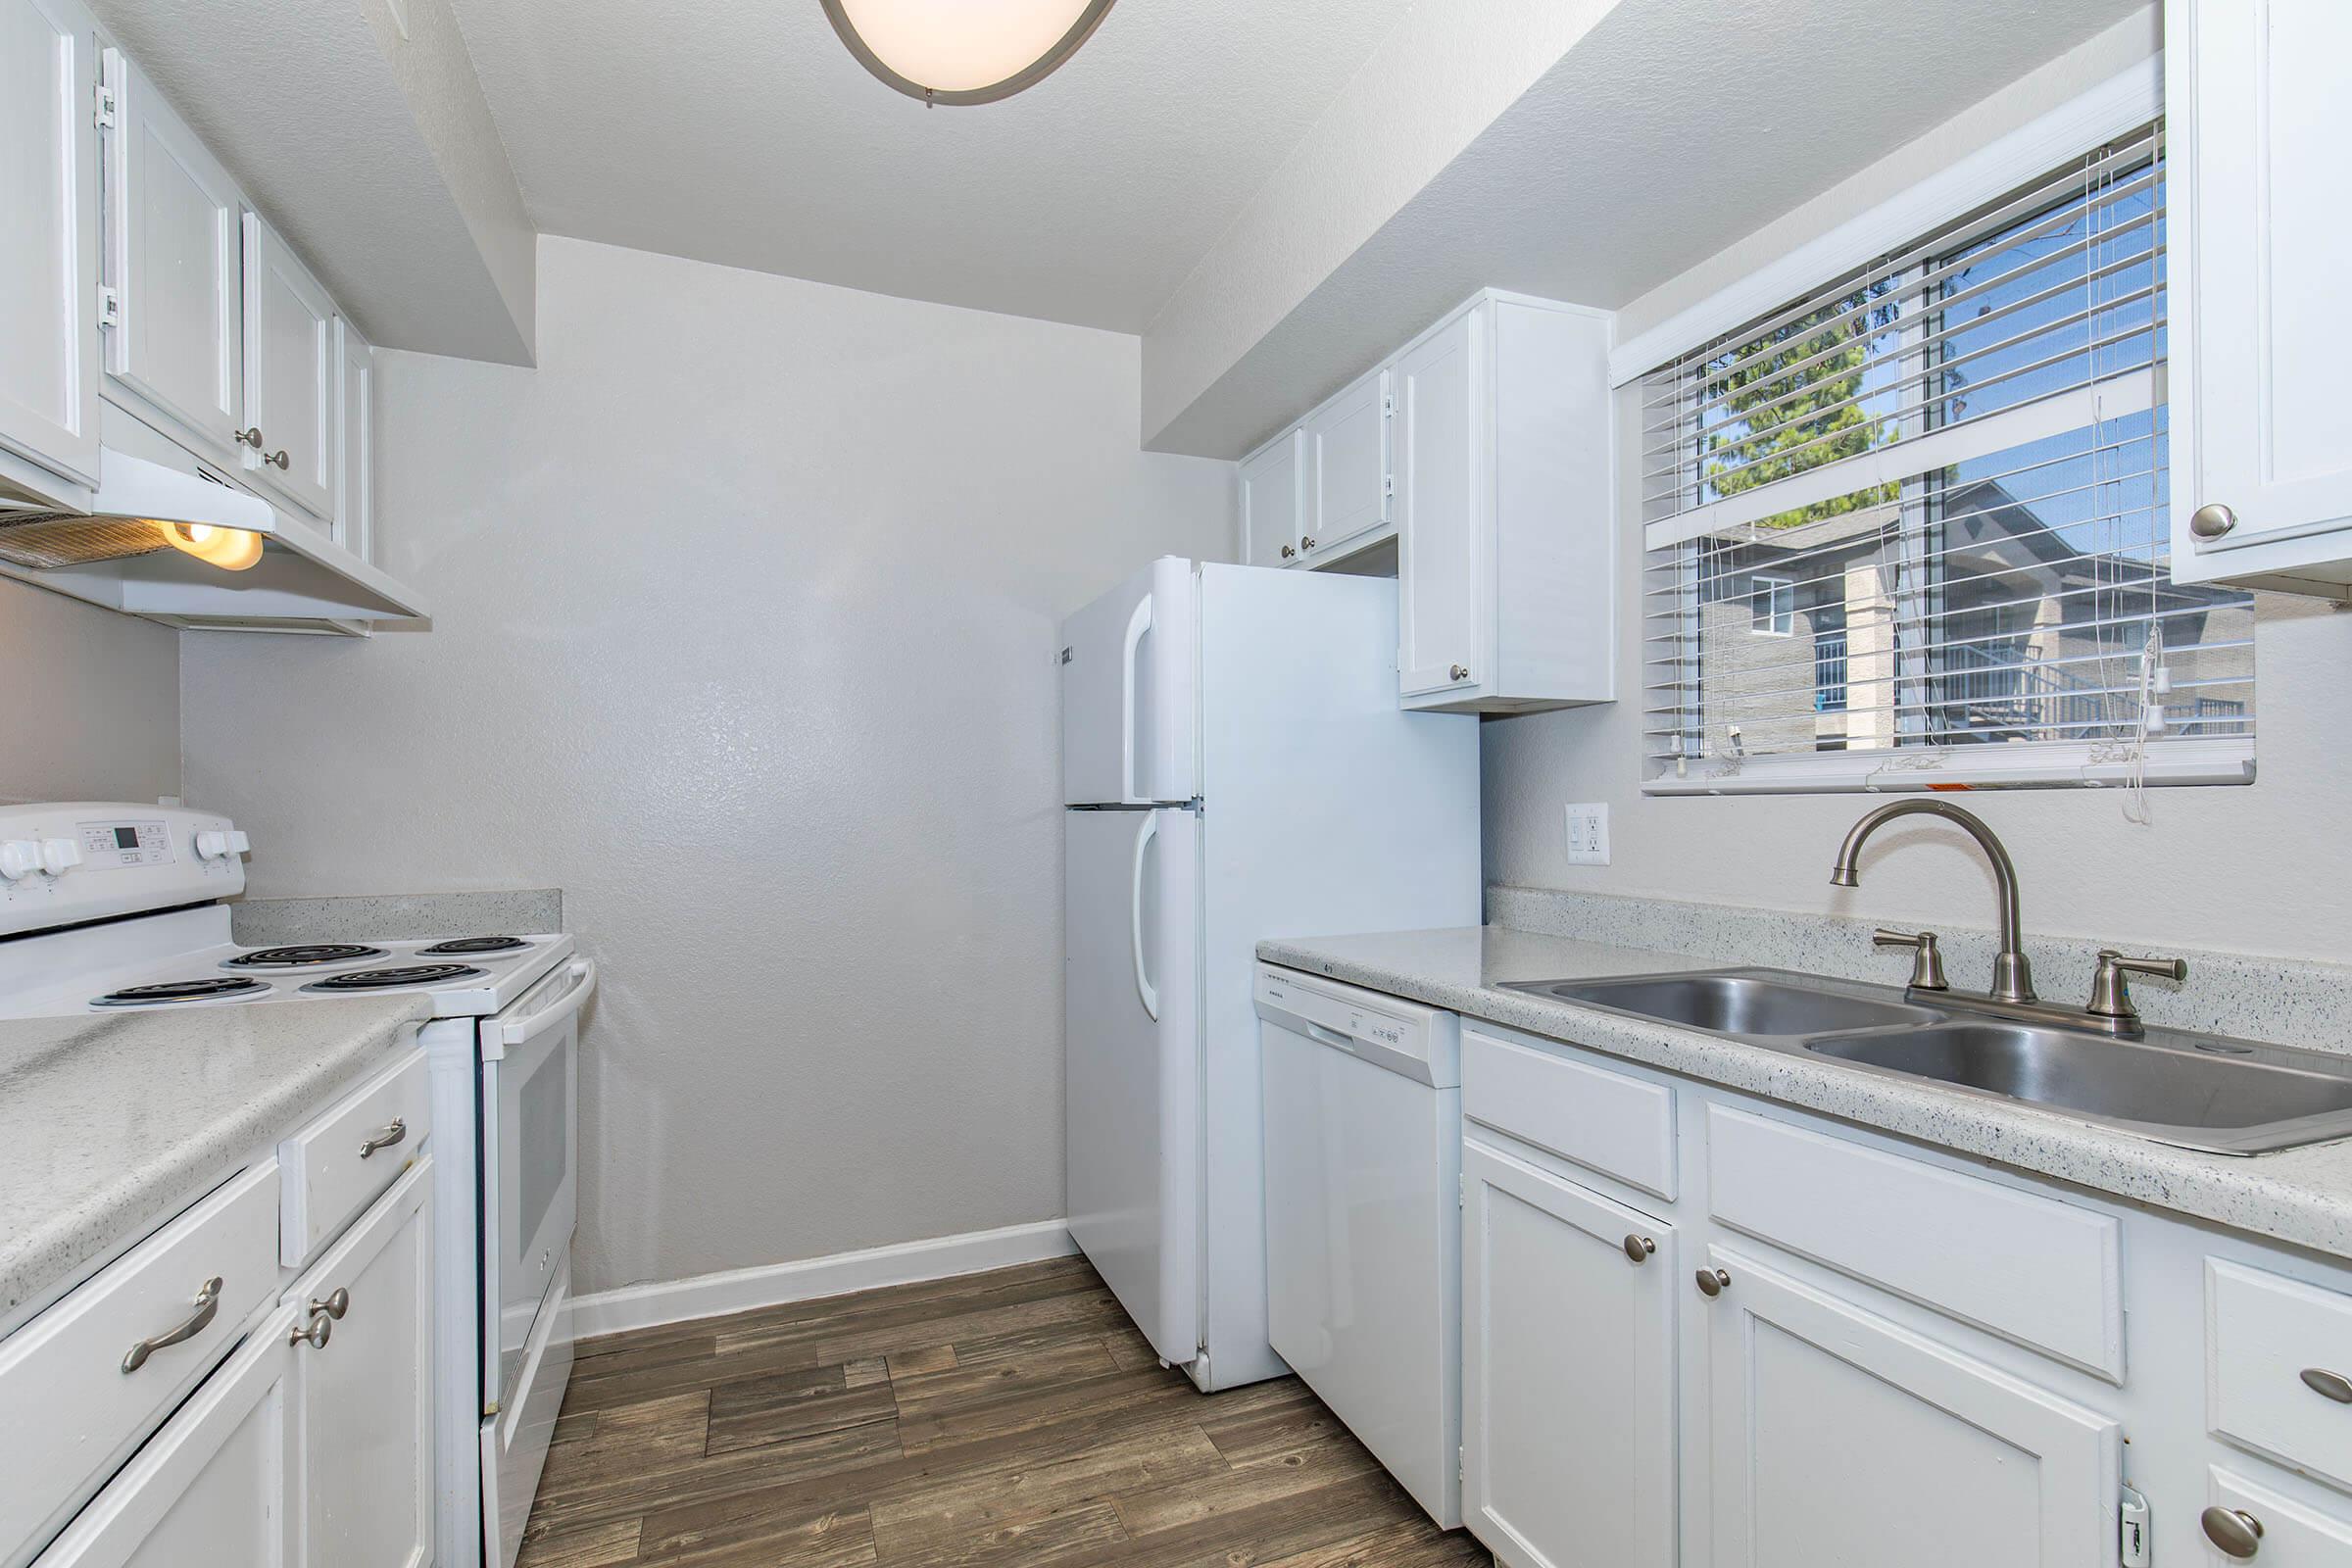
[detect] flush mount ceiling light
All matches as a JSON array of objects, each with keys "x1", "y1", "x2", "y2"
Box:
[{"x1": 819, "y1": 0, "x2": 1116, "y2": 106}]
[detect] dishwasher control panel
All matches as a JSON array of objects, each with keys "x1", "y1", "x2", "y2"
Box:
[{"x1": 1254, "y1": 963, "x2": 1460, "y2": 1087}]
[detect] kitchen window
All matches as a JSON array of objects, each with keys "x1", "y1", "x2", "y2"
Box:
[{"x1": 1637, "y1": 117, "x2": 2255, "y2": 794}]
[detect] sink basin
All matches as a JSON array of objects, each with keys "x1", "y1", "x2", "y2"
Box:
[
  {"x1": 1805, "y1": 1024, "x2": 2352, "y2": 1153},
  {"x1": 1505, "y1": 969, "x2": 1941, "y2": 1039},
  {"x1": 1501, "y1": 964, "x2": 2352, "y2": 1153}
]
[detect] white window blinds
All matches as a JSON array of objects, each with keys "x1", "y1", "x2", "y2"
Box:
[{"x1": 1639, "y1": 121, "x2": 2255, "y2": 795}]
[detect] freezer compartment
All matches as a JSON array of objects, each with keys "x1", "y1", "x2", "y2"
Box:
[{"x1": 1059, "y1": 557, "x2": 1199, "y2": 806}]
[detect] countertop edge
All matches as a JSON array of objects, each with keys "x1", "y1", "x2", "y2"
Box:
[
  {"x1": 0, "y1": 996, "x2": 434, "y2": 1327},
  {"x1": 1257, "y1": 931, "x2": 2352, "y2": 1265}
]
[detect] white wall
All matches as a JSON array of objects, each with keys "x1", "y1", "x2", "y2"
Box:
[
  {"x1": 0, "y1": 578, "x2": 179, "y2": 806},
  {"x1": 178, "y1": 235, "x2": 1233, "y2": 1295},
  {"x1": 1484, "y1": 8, "x2": 2352, "y2": 966}
]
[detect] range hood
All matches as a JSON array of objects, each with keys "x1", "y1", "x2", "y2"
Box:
[{"x1": 0, "y1": 405, "x2": 426, "y2": 635}]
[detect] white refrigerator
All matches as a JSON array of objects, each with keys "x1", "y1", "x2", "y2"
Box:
[{"x1": 1060, "y1": 556, "x2": 1480, "y2": 1392}]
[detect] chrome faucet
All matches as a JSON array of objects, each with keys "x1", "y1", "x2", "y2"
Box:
[{"x1": 1830, "y1": 799, "x2": 2036, "y2": 1004}]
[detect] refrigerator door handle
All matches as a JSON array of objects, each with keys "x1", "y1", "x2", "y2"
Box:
[
  {"x1": 1130, "y1": 810, "x2": 1160, "y2": 1020},
  {"x1": 1120, "y1": 593, "x2": 1152, "y2": 804}
]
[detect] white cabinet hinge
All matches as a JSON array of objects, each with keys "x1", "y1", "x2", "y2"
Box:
[
  {"x1": 1382, "y1": 392, "x2": 1395, "y2": 416},
  {"x1": 94, "y1": 82, "x2": 118, "y2": 129},
  {"x1": 2118, "y1": 1483, "x2": 2150, "y2": 1567},
  {"x1": 1457, "y1": 1445, "x2": 1465, "y2": 1485},
  {"x1": 1383, "y1": 474, "x2": 1396, "y2": 497},
  {"x1": 98, "y1": 286, "x2": 121, "y2": 328}
]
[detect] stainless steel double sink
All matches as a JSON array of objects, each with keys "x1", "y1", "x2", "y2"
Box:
[{"x1": 1500, "y1": 968, "x2": 2352, "y2": 1155}]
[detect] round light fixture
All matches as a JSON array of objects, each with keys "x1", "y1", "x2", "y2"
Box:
[
  {"x1": 819, "y1": 0, "x2": 1115, "y2": 106},
  {"x1": 153, "y1": 520, "x2": 263, "y2": 571}
]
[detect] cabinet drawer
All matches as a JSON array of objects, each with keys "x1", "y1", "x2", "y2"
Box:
[
  {"x1": 2204, "y1": 1469, "x2": 2352, "y2": 1565},
  {"x1": 2209, "y1": 1258, "x2": 2352, "y2": 1493},
  {"x1": 1706, "y1": 1105, "x2": 2123, "y2": 1378},
  {"x1": 279, "y1": 1046, "x2": 429, "y2": 1267},
  {"x1": 1462, "y1": 1027, "x2": 1676, "y2": 1200},
  {"x1": 0, "y1": 1160, "x2": 279, "y2": 1568}
]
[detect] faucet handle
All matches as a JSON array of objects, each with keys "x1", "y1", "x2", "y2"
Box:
[
  {"x1": 1873, "y1": 928, "x2": 1949, "y2": 992},
  {"x1": 2086, "y1": 950, "x2": 2188, "y2": 1023}
]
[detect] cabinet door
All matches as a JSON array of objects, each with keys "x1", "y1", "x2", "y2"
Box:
[
  {"x1": 1240, "y1": 430, "x2": 1303, "y2": 568},
  {"x1": 1700, "y1": 1249, "x2": 2120, "y2": 1568},
  {"x1": 1395, "y1": 308, "x2": 1483, "y2": 698},
  {"x1": 335, "y1": 318, "x2": 374, "y2": 559},
  {"x1": 1463, "y1": 1140, "x2": 1676, "y2": 1568},
  {"x1": 2171, "y1": 0, "x2": 2352, "y2": 586},
  {"x1": 287, "y1": 1156, "x2": 433, "y2": 1568},
  {"x1": 32, "y1": 1303, "x2": 300, "y2": 1568},
  {"x1": 1302, "y1": 368, "x2": 1388, "y2": 560},
  {"x1": 241, "y1": 213, "x2": 338, "y2": 521},
  {"x1": 101, "y1": 48, "x2": 243, "y2": 465},
  {"x1": 0, "y1": 0, "x2": 101, "y2": 489},
  {"x1": 2203, "y1": 1470, "x2": 2352, "y2": 1566}
]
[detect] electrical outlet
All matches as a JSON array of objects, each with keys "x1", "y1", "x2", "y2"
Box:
[{"x1": 1563, "y1": 803, "x2": 1610, "y2": 866}]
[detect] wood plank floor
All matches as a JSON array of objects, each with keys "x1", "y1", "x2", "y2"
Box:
[{"x1": 517, "y1": 1254, "x2": 1492, "y2": 1568}]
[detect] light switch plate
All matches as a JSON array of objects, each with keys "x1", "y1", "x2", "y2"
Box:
[{"x1": 1564, "y1": 803, "x2": 1610, "y2": 866}]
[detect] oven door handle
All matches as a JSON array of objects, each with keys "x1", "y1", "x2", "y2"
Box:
[{"x1": 498, "y1": 958, "x2": 597, "y2": 1048}]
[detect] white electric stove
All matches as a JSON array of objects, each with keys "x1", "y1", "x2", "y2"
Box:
[{"x1": 0, "y1": 803, "x2": 589, "y2": 1568}]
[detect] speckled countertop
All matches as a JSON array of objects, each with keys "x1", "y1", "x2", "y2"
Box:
[
  {"x1": 1258, "y1": 926, "x2": 2352, "y2": 1263},
  {"x1": 0, "y1": 997, "x2": 430, "y2": 1328}
]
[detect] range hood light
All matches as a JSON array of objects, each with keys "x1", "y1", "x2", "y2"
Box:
[
  {"x1": 820, "y1": 0, "x2": 1115, "y2": 105},
  {"x1": 155, "y1": 520, "x2": 263, "y2": 571}
]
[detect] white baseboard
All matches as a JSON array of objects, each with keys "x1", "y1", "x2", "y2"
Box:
[{"x1": 565, "y1": 1218, "x2": 1079, "y2": 1340}]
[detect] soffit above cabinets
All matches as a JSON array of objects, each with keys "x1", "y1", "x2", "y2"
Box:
[
  {"x1": 86, "y1": 0, "x2": 535, "y2": 367},
  {"x1": 1141, "y1": 0, "x2": 2156, "y2": 457}
]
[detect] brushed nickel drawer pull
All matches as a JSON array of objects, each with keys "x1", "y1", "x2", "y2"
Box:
[
  {"x1": 121, "y1": 1276, "x2": 223, "y2": 1373},
  {"x1": 359, "y1": 1117, "x2": 408, "y2": 1159},
  {"x1": 2303, "y1": 1367, "x2": 2352, "y2": 1403}
]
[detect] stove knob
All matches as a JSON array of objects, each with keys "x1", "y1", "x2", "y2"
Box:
[
  {"x1": 0, "y1": 840, "x2": 42, "y2": 882},
  {"x1": 39, "y1": 838, "x2": 81, "y2": 877},
  {"x1": 195, "y1": 830, "x2": 230, "y2": 860}
]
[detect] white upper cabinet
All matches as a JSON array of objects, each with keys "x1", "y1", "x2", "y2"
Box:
[
  {"x1": 100, "y1": 47, "x2": 243, "y2": 468},
  {"x1": 1240, "y1": 429, "x2": 1303, "y2": 568},
  {"x1": 1301, "y1": 368, "x2": 1389, "y2": 562},
  {"x1": 2168, "y1": 0, "x2": 2352, "y2": 598},
  {"x1": 241, "y1": 212, "x2": 338, "y2": 522},
  {"x1": 1395, "y1": 308, "x2": 1482, "y2": 701},
  {"x1": 0, "y1": 0, "x2": 102, "y2": 495},
  {"x1": 335, "y1": 318, "x2": 374, "y2": 561},
  {"x1": 1234, "y1": 290, "x2": 1615, "y2": 713}
]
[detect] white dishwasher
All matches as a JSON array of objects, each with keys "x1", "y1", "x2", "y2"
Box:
[{"x1": 1254, "y1": 962, "x2": 1462, "y2": 1530}]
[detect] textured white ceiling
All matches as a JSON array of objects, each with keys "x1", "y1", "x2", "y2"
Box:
[{"x1": 446, "y1": 0, "x2": 1420, "y2": 332}]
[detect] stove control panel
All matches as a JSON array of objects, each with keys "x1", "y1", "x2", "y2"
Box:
[{"x1": 0, "y1": 803, "x2": 246, "y2": 939}]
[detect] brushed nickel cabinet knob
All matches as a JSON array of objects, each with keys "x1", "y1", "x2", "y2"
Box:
[
  {"x1": 1448, "y1": 664, "x2": 1470, "y2": 682},
  {"x1": 1695, "y1": 1267, "x2": 1731, "y2": 1298},
  {"x1": 2201, "y1": 1506, "x2": 2263, "y2": 1559},
  {"x1": 1622, "y1": 1234, "x2": 1656, "y2": 1264},
  {"x1": 2190, "y1": 503, "x2": 2238, "y2": 540}
]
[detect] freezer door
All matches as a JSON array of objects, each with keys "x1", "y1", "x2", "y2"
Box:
[
  {"x1": 1064, "y1": 806, "x2": 1200, "y2": 1365},
  {"x1": 1059, "y1": 556, "x2": 1198, "y2": 806}
]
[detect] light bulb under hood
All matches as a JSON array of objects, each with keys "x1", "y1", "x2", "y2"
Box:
[{"x1": 154, "y1": 520, "x2": 263, "y2": 571}]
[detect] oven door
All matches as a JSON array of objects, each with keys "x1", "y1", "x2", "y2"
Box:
[{"x1": 479, "y1": 957, "x2": 595, "y2": 1415}]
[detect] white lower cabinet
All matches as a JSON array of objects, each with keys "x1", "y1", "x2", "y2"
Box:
[
  {"x1": 32, "y1": 1299, "x2": 302, "y2": 1568},
  {"x1": 1697, "y1": 1248, "x2": 2120, "y2": 1568},
  {"x1": 286, "y1": 1155, "x2": 434, "y2": 1568},
  {"x1": 30, "y1": 1156, "x2": 435, "y2": 1568},
  {"x1": 1462, "y1": 1138, "x2": 1677, "y2": 1568}
]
